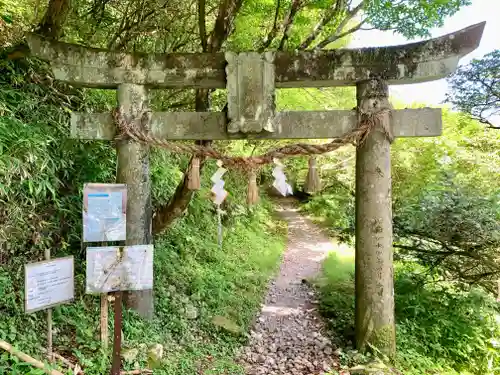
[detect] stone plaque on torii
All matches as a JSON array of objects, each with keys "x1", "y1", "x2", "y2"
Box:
[{"x1": 27, "y1": 21, "x2": 484, "y2": 362}]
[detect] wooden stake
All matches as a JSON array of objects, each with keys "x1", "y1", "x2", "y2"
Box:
[
  {"x1": 246, "y1": 169, "x2": 259, "y2": 205},
  {"x1": 100, "y1": 241, "x2": 109, "y2": 349},
  {"x1": 101, "y1": 294, "x2": 109, "y2": 349},
  {"x1": 111, "y1": 290, "x2": 123, "y2": 375},
  {"x1": 0, "y1": 340, "x2": 64, "y2": 375},
  {"x1": 44, "y1": 248, "x2": 53, "y2": 362}
]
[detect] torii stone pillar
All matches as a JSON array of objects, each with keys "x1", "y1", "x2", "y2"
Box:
[
  {"x1": 355, "y1": 79, "x2": 395, "y2": 355},
  {"x1": 116, "y1": 84, "x2": 153, "y2": 318},
  {"x1": 26, "y1": 22, "x2": 485, "y2": 356}
]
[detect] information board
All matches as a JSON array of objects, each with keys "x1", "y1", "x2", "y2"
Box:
[
  {"x1": 86, "y1": 245, "x2": 154, "y2": 294},
  {"x1": 25, "y1": 256, "x2": 74, "y2": 313},
  {"x1": 83, "y1": 183, "x2": 127, "y2": 242}
]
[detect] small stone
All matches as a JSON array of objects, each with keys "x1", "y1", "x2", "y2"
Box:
[
  {"x1": 121, "y1": 348, "x2": 138, "y2": 363},
  {"x1": 167, "y1": 285, "x2": 176, "y2": 293},
  {"x1": 147, "y1": 344, "x2": 164, "y2": 369},
  {"x1": 184, "y1": 304, "x2": 198, "y2": 319}
]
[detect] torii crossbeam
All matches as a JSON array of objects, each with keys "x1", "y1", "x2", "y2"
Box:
[{"x1": 27, "y1": 21, "x2": 485, "y2": 362}]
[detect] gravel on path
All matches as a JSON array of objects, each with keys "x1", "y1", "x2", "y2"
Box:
[{"x1": 237, "y1": 199, "x2": 339, "y2": 375}]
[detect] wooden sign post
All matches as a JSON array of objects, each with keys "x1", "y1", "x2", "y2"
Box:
[
  {"x1": 27, "y1": 21, "x2": 484, "y2": 361},
  {"x1": 83, "y1": 183, "x2": 127, "y2": 350},
  {"x1": 25, "y1": 255, "x2": 74, "y2": 365}
]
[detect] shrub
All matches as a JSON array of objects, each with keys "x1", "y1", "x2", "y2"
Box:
[
  {"x1": 0, "y1": 53, "x2": 286, "y2": 374},
  {"x1": 316, "y1": 250, "x2": 500, "y2": 374}
]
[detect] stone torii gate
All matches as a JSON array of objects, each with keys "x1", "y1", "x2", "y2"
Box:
[{"x1": 27, "y1": 22, "x2": 484, "y2": 358}]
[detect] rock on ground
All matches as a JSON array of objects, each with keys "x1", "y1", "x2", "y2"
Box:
[{"x1": 237, "y1": 198, "x2": 340, "y2": 375}]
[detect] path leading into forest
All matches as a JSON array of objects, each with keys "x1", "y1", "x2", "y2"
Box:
[{"x1": 237, "y1": 198, "x2": 339, "y2": 375}]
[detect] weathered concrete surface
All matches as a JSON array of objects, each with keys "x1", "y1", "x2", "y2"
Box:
[
  {"x1": 71, "y1": 107, "x2": 441, "y2": 141},
  {"x1": 115, "y1": 83, "x2": 153, "y2": 319},
  {"x1": 275, "y1": 22, "x2": 485, "y2": 88},
  {"x1": 226, "y1": 52, "x2": 276, "y2": 133},
  {"x1": 26, "y1": 22, "x2": 484, "y2": 88},
  {"x1": 354, "y1": 79, "x2": 396, "y2": 357}
]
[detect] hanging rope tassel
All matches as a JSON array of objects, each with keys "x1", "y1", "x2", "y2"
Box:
[
  {"x1": 304, "y1": 156, "x2": 321, "y2": 194},
  {"x1": 247, "y1": 169, "x2": 260, "y2": 205},
  {"x1": 187, "y1": 156, "x2": 201, "y2": 190}
]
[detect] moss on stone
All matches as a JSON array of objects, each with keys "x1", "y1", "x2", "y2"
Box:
[{"x1": 368, "y1": 324, "x2": 396, "y2": 360}]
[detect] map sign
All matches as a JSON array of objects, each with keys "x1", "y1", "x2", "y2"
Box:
[
  {"x1": 25, "y1": 256, "x2": 74, "y2": 313},
  {"x1": 86, "y1": 245, "x2": 154, "y2": 294},
  {"x1": 83, "y1": 183, "x2": 127, "y2": 242}
]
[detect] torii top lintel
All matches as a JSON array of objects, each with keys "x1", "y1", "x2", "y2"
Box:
[{"x1": 26, "y1": 22, "x2": 485, "y2": 89}]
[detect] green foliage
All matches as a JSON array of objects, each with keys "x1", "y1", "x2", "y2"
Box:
[
  {"x1": 394, "y1": 175, "x2": 500, "y2": 292},
  {"x1": 301, "y1": 191, "x2": 354, "y2": 242},
  {"x1": 366, "y1": 0, "x2": 471, "y2": 39},
  {"x1": 303, "y1": 106, "x2": 500, "y2": 374},
  {"x1": 0, "y1": 55, "x2": 115, "y2": 263},
  {"x1": 0, "y1": 55, "x2": 286, "y2": 374},
  {"x1": 395, "y1": 264, "x2": 500, "y2": 374},
  {"x1": 447, "y1": 49, "x2": 500, "y2": 128},
  {"x1": 315, "y1": 249, "x2": 500, "y2": 374},
  {"x1": 391, "y1": 109, "x2": 500, "y2": 292},
  {"x1": 315, "y1": 245, "x2": 356, "y2": 348}
]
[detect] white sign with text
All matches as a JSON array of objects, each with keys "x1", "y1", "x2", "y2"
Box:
[
  {"x1": 86, "y1": 245, "x2": 154, "y2": 293},
  {"x1": 25, "y1": 256, "x2": 74, "y2": 313},
  {"x1": 83, "y1": 183, "x2": 127, "y2": 242}
]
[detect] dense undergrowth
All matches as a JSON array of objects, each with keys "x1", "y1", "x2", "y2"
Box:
[
  {"x1": 0, "y1": 55, "x2": 286, "y2": 374},
  {"x1": 301, "y1": 115, "x2": 500, "y2": 374},
  {"x1": 314, "y1": 248, "x2": 500, "y2": 375}
]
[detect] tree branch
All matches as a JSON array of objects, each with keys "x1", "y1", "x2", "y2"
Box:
[
  {"x1": 36, "y1": 0, "x2": 72, "y2": 39},
  {"x1": 299, "y1": 0, "x2": 349, "y2": 50},
  {"x1": 153, "y1": 0, "x2": 244, "y2": 235},
  {"x1": 315, "y1": 18, "x2": 366, "y2": 49},
  {"x1": 207, "y1": 0, "x2": 244, "y2": 52},
  {"x1": 278, "y1": 0, "x2": 302, "y2": 50},
  {"x1": 310, "y1": 0, "x2": 365, "y2": 50},
  {"x1": 260, "y1": 0, "x2": 282, "y2": 51},
  {"x1": 198, "y1": 0, "x2": 208, "y2": 52},
  {"x1": 393, "y1": 243, "x2": 481, "y2": 260}
]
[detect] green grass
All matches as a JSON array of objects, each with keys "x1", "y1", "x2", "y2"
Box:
[
  {"x1": 314, "y1": 244, "x2": 500, "y2": 375},
  {"x1": 0, "y1": 199, "x2": 286, "y2": 375},
  {"x1": 0, "y1": 55, "x2": 288, "y2": 374}
]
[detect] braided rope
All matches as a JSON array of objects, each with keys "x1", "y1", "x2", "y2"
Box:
[{"x1": 112, "y1": 107, "x2": 391, "y2": 170}]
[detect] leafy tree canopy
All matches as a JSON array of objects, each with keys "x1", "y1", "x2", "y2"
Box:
[
  {"x1": 447, "y1": 49, "x2": 500, "y2": 129},
  {"x1": 2, "y1": 0, "x2": 472, "y2": 52}
]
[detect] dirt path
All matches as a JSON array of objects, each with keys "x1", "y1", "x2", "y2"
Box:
[{"x1": 238, "y1": 198, "x2": 339, "y2": 375}]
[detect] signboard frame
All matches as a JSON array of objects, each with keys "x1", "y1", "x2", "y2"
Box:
[
  {"x1": 83, "y1": 183, "x2": 127, "y2": 243},
  {"x1": 86, "y1": 245, "x2": 154, "y2": 294},
  {"x1": 24, "y1": 255, "x2": 75, "y2": 314}
]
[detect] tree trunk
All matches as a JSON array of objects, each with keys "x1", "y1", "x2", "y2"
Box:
[
  {"x1": 36, "y1": 0, "x2": 72, "y2": 39},
  {"x1": 151, "y1": 1, "x2": 244, "y2": 234},
  {"x1": 152, "y1": 89, "x2": 210, "y2": 235},
  {"x1": 354, "y1": 79, "x2": 396, "y2": 357}
]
